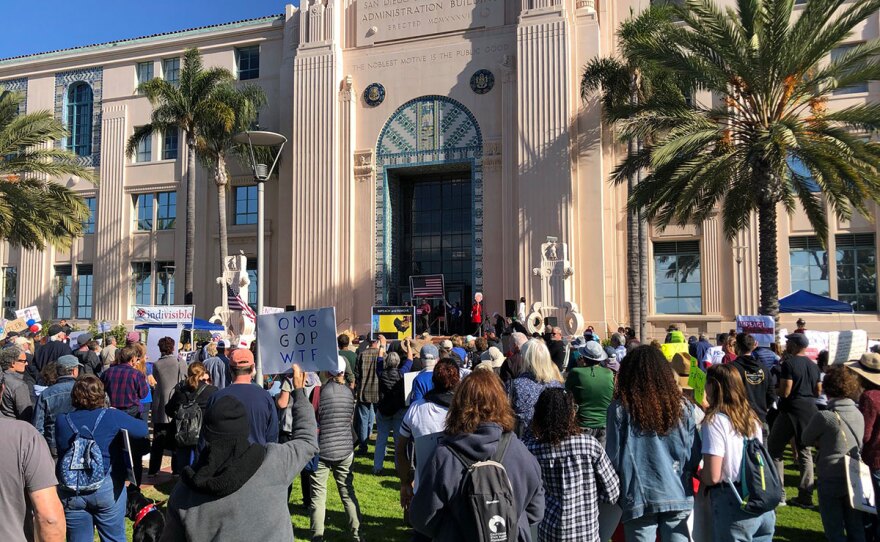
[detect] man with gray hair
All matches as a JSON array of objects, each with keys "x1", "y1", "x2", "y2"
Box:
[
  {"x1": 0, "y1": 346, "x2": 33, "y2": 421},
  {"x1": 33, "y1": 355, "x2": 80, "y2": 457},
  {"x1": 100, "y1": 336, "x2": 117, "y2": 369}
]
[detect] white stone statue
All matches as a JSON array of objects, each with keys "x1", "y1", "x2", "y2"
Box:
[
  {"x1": 529, "y1": 237, "x2": 584, "y2": 336},
  {"x1": 209, "y1": 253, "x2": 255, "y2": 348}
]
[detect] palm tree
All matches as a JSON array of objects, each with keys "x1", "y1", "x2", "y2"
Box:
[
  {"x1": 196, "y1": 83, "x2": 266, "y2": 267},
  {"x1": 608, "y1": 0, "x2": 880, "y2": 321},
  {"x1": 581, "y1": 6, "x2": 689, "y2": 340},
  {"x1": 0, "y1": 89, "x2": 95, "y2": 249},
  {"x1": 126, "y1": 48, "x2": 234, "y2": 305}
]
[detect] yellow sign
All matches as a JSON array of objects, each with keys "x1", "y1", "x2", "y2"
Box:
[
  {"x1": 661, "y1": 342, "x2": 689, "y2": 361},
  {"x1": 371, "y1": 306, "x2": 415, "y2": 340}
]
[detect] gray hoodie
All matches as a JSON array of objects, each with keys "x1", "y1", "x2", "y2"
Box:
[{"x1": 803, "y1": 398, "x2": 865, "y2": 497}]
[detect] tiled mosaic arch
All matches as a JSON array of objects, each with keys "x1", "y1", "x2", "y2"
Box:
[
  {"x1": 374, "y1": 95, "x2": 484, "y2": 304},
  {"x1": 54, "y1": 67, "x2": 103, "y2": 168}
]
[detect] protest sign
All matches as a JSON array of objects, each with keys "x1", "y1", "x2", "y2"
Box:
[
  {"x1": 260, "y1": 306, "x2": 285, "y2": 315},
  {"x1": 688, "y1": 361, "x2": 707, "y2": 405},
  {"x1": 404, "y1": 371, "x2": 419, "y2": 405},
  {"x1": 15, "y1": 306, "x2": 41, "y2": 323},
  {"x1": 371, "y1": 306, "x2": 416, "y2": 340},
  {"x1": 707, "y1": 346, "x2": 725, "y2": 366},
  {"x1": 98, "y1": 321, "x2": 112, "y2": 333},
  {"x1": 257, "y1": 307, "x2": 338, "y2": 374},
  {"x1": 736, "y1": 315, "x2": 775, "y2": 347},
  {"x1": 5, "y1": 318, "x2": 26, "y2": 334},
  {"x1": 828, "y1": 330, "x2": 869, "y2": 364},
  {"x1": 661, "y1": 342, "x2": 689, "y2": 361},
  {"x1": 133, "y1": 305, "x2": 194, "y2": 326},
  {"x1": 145, "y1": 326, "x2": 182, "y2": 363}
]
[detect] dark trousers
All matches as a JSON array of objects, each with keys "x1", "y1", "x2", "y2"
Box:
[{"x1": 149, "y1": 422, "x2": 178, "y2": 475}]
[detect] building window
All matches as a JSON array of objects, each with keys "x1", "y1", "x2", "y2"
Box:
[
  {"x1": 156, "y1": 191, "x2": 176, "y2": 230},
  {"x1": 236, "y1": 46, "x2": 260, "y2": 80},
  {"x1": 234, "y1": 185, "x2": 258, "y2": 225},
  {"x1": 2, "y1": 267, "x2": 16, "y2": 320},
  {"x1": 653, "y1": 240, "x2": 702, "y2": 314},
  {"x1": 837, "y1": 233, "x2": 877, "y2": 311},
  {"x1": 162, "y1": 129, "x2": 178, "y2": 160},
  {"x1": 162, "y1": 57, "x2": 179, "y2": 85},
  {"x1": 66, "y1": 82, "x2": 92, "y2": 157},
  {"x1": 54, "y1": 265, "x2": 73, "y2": 319},
  {"x1": 790, "y1": 236, "x2": 830, "y2": 296},
  {"x1": 83, "y1": 197, "x2": 96, "y2": 234},
  {"x1": 131, "y1": 262, "x2": 152, "y2": 305},
  {"x1": 134, "y1": 194, "x2": 153, "y2": 231},
  {"x1": 156, "y1": 261, "x2": 175, "y2": 305},
  {"x1": 831, "y1": 44, "x2": 869, "y2": 95},
  {"x1": 135, "y1": 130, "x2": 151, "y2": 162},
  {"x1": 787, "y1": 155, "x2": 821, "y2": 192},
  {"x1": 136, "y1": 61, "x2": 154, "y2": 88},
  {"x1": 247, "y1": 258, "x2": 257, "y2": 309},
  {"x1": 77, "y1": 265, "x2": 93, "y2": 320}
]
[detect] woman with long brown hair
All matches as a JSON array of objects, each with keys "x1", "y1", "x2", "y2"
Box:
[
  {"x1": 165, "y1": 362, "x2": 217, "y2": 468},
  {"x1": 606, "y1": 345, "x2": 700, "y2": 542},
  {"x1": 702, "y1": 364, "x2": 775, "y2": 541},
  {"x1": 410, "y1": 370, "x2": 545, "y2": 541}
]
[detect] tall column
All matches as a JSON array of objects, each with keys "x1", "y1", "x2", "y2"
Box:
[
  {"x1": 702, "y1": 214, "x2": 724, "y2": 315},
  {"x1": 19, "y1": 248, "x2": 50, "y2": 315},
  {"x1": 516, "y1": 4, "x2": 574, "y2": 304},
  {"x1": 93, "y1": 104, "x2": 128, "y2": 323},
  {"x1": 288, "y1": 0, "x2": 343, "y2": 309},
  {"x1": 337, "y1": 75, "x2": 355, "y2": 328},
  {"x1": 500, "y1": 56, "x2": 518, "y2": 302}
]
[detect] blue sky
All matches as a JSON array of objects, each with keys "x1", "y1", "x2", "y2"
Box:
[{"x1": 0, "y1": 0, "x2": 297, "y2": 59}]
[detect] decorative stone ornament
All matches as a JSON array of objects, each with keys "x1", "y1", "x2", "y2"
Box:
[
  {"x1": 470, "y1": 69, "x2": 495, "y2": 94},
  {"x1": 363, "y1": 83, "x2": 385, "y2": 106}
]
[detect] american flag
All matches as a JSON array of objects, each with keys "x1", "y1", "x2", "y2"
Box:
[
  {"x1": 410, "y1": 275, "x2": 445, "y2": 298},
  {"x1": 227, "y1": 284, "x2": 257, "y2": 322}
]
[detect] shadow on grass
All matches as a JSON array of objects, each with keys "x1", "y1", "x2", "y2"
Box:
[{"x1": 773, "y1": 523, "x2": 825, "y2": 542}]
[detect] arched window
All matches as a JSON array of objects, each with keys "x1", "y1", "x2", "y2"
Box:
[{"x1": 67, "y1": 82, "x2": 93, "y2": 157}]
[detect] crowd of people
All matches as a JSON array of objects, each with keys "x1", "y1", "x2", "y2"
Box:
[{"x1": 1, "y1": 316, "x2": 879, "y2": 542}]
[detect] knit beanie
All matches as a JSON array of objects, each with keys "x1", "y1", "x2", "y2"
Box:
[{"x1": 203, "y1": 396, "x2": 250, "y2": 443}]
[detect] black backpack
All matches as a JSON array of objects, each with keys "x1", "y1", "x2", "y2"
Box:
[
  {"x1": 448, "y1": 432, "x2": 519, "y2": 542},
  {"x1": 174, "y1": 384, "x2": 206, "y2": 447},
  {"x1": 736, "y1": 437, "x2": 784, "y2": 514}
]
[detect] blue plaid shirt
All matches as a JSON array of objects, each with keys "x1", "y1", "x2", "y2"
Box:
[
  {"x1": 100, "y1": 363, "x2": 148, "y2": 410},
  {"x1": 527, "y1": 433, "x2": 620, "y2": 542}
]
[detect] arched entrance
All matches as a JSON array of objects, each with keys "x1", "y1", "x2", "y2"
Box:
[{"x1": 374, "y1": 96, "x2": 484, "y2": 311}]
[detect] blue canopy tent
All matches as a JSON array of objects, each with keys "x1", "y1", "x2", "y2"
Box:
[
  {"x1": 135, "y1": 318, "x2": 225, "y2": 331},
  {"x1": 778, "y1": 290, "x2": 854, "y2": 313}
]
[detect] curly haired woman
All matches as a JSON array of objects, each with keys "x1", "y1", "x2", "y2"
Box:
[
  {"x1": 606, "y1": 346, "x2": 701, "y2": 542},
  {"x1": 528, "y1": 388, "x2": 619, "y2": 542}
]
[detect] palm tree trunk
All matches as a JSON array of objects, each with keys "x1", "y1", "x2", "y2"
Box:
[
  {"x1": 638, "y1": 183, "x2": 648, "y2": 342},
  {"x1": 215, "y1": 155, "x2": 229, "y2": 268},
  {"x1": 758, "y1": 201, "x2": 780, "y2": 322},
  {"x1": 627, "y1": 137, "x2": 641, "y2": 339},
  {"x1": 184, "y1": 139, "x2": 196, "y2": 305}
]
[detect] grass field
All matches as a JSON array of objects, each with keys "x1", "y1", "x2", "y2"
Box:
[{"x1": 136, "y1": 440, "x2": 825, "y2": 542}]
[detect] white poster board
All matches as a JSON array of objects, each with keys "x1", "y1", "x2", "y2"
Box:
[
  {"x1": 829, "y1": 330, "x2": 869, "y2": 364},
  {"x1": 736, "y1": 315, "x2": 775, "y2": 348},
  {"x1": 706, "y1": 346, "x2": 725, "y2": 366},
  {"x1": 404, "y1": 371, "x2": 420, "y2": 405},
  {"x1": 256, "y1": 308, "x2": 339, "y2": 374},
  {"x1": 145, "y1": 326, "x2": 182, "y2": 363},
  {"x1": 15, "y1": 306, "x2": 41, "y2": 323}
]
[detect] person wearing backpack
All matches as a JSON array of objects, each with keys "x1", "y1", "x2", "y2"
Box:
[
  {"x1": 165, "y1": 361, "x2": 217, "y2": 470},
  {"x1": 55, "y1": 375, "x2": 149, "y2": 542},
  {"x1": 702, "y1": 364, "x2": 778, "y2": 542},
  {"x1": 410, "y1": 369, "x2": 545, "y2": 541},
  {"x1": 803, "y1": 366, "x2": 866, "y2": 542}
]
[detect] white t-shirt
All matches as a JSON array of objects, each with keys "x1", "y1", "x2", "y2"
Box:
[
  {"x1": 399, "y1": 398, "x2": 448, "y2": 440},
  {"x1": 701, "y1": 412, "x2": 762, "y2": 481}
]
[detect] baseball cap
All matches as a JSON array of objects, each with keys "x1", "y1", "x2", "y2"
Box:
[
  {"x1": 57, "y1": 355, "x2": 82, "y2": 369},
  {"x1": 439, "y1": 339, "x2": 453, "y2": 350},
  {"x1": 217, "y1": 340, "x2": 227, "y2": 348},
  {"x1": 230, "y1": 348, "x2": 255, "y2": 368},
  {"x1": 77, "y1": 333, "x2": 93, "y2": 346},
  {"x1": 420, "y1": 344, "x2": 439, "y2": 360},
  {"x1": 332, "y1": 355, "x2": 347, "y2": 376},
  {"x1": 47, "y1": 324, "x2": 64, "y2": 337},
  {"x1": 785, "y1": 333, "x2": 809, "y2": 349}
]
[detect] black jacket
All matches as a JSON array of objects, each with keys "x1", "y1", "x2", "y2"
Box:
[{"x1": 732, "y1": 354, "x2": 776, "y2": 422}]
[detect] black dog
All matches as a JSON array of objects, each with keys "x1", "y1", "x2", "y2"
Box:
[{"x1": 126, "y1": 485, "x2": 166, "y2": 542}]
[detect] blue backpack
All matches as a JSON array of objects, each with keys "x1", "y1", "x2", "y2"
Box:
[
  {"x1": 735, "y1": 436, "x2": 784, "y2": 514},
  {"x1": 59, "y1": 410, "x2": 107, "y2": 493}
]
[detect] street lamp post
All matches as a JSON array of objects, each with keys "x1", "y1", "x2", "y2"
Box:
[{"x1": 231, "y1": 130, "x2": 286, "y2": 386}]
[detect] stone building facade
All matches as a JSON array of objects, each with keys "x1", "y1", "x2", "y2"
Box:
[{"x1": 1, "y1": 0, "x2": 878, "y2": 337}]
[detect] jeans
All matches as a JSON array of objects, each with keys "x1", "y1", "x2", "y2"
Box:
[
  {"x1": 768, "y1": 411, "x2": 815, "y2": 501},
  {"x1": 59, "y1": 475, "x2": 127, "y2": 542},
  {"x1": 374, "y1": 409, "x2": 405, "y2": 472},
  {"x1": 710, "y1": 485, "x2": 775, "y2": 542},
  {"x1": 354, "y1": 402, "x2": 376, "y2": 452},
  {"x1": 817, "y1": 484, "x2": 866, "y2": 542},
  {"x1": 309, "y1": 453, "x2": 362, "y2": 539},
  {"x1": 623, "y1": 510, "x2": 691, "y2": 542}
]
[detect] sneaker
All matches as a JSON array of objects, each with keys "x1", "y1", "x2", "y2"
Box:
[{"x1": 789, "y1": 496, "x2": 814, "y2": 509}]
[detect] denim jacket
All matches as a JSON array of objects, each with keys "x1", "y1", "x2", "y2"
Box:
[
  {"x1": 605, "y1": 399, "x2": 701, "y2": 522},
  {"x1": 33, "y1": 376, "x2": 76, "y2": 454}
]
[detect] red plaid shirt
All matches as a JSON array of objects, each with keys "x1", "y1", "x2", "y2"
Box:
[{"x1": 100, "y1": 364, "x2": 148, "y2": 410}]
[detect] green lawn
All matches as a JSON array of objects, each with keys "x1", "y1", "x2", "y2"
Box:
[{"x1": 136, "y1": 441, "x2": 824, "y2": 542}]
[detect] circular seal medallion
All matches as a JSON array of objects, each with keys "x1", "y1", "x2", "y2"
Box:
[
  {"x1": 470, "y1": 69, "x2": 495, "y2": 95},
  {"x1": 363, "y1": 83, "x2": 385, "y2": 107}
]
